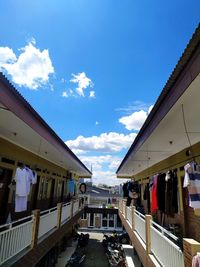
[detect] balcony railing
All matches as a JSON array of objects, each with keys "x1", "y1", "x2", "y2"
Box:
[
  {"x1": 119, "y1": 199, "x2": 184, "y2": 267},
  {"x1": 38, "y1": 207, "x2": 58, "y2": 239},
  {"x1": 0, "y1": 216, "x2": 33, "y2": 265},
  {"x1": 134, "y1": 209, "x2": 146, "y2": 243},
  {"x1": 61, "y1": 202, "x2": 72, "y2": 224},
  {"x1": 0, "y1": 196, "x2": 87, "y2": 265}
]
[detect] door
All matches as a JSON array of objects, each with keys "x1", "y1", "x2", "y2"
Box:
[
  {"x1": 88, "y1": 213, "x2": 95, "y2": 227},
  {"x1": 0, "y1": 167, "x2": 13, "y2": 224}
]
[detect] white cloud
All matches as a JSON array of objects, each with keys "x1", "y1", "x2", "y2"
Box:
[
  {"x1": 0, "y1": 47, "x2": 17, "y2": 65},
  {"x1": 80, "y1": 155, "x2": 113, "y2": 170},
  {"x1": 66, "y1": 132, "x2": 137, "y2": 153},
  {"x1": 89, "y1": 91, "x2": 95, "y2": 98},
  {"x1": 0, "y1": 40, "x2": 54, "y2": 89},
  {"x1": 70, "y1": 72, "x2": 94, "y2": 97},
  {"x1": 90, "y1": 170, "x2": 123, "y2": 186},
  {"x1": 108, "y1": 159, "x2": 122, "y2": 170},
  {"x1": 62, "y1": 91, "x2": 68, "y2": 98},
  {"x1": 119, "y1": 110, "x2": 147, "y2": 131},
  {"x1": 79, "y1": 155, "x2": 124, "y2": 186},
  {"x1": 116, "y1": 101, "x2": 152, "y2": 114},
  {"x1": 50, "y1": 84, "x2": 54, "y2": 91}
]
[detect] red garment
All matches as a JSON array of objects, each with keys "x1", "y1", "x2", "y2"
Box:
[{"x1": 151, "y1": 176, "x2": 158, "y2": 213}]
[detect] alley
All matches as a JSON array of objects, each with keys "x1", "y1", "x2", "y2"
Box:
[{"x1": 81, "y1": 232, "x2": 109, "y2": 267}]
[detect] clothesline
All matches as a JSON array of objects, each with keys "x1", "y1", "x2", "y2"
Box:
[{"x1": 139, "y1": 153, "x2": 200, "y2": 181}]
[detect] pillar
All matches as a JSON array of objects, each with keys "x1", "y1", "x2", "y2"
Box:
[
  {"x1": 145, "y1": 214, "x2": 152, "y2": 254},
  {"x1": 183, "y1": 238, "x2": 200, "y2": 267},
  {"x1": 57, "y1": 203, "x2": 62, "y2": 228},
  {"x1": 31, "y1": 209, "x2": 40, "y2": 249}
]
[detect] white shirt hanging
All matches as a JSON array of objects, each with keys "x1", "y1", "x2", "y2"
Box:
[{"x1": 14, "y1": 167, "x2": 29, "y2": 197}]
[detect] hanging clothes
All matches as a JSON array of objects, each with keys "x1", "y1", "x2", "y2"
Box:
[
  {"x1": 183, "y1": 161, "x2": 200, "y2": 209},
  {"x1": 192, "y1": 253, "x2": 200, "y2": 267},
  {"x1": 68, "y1": 179, "x2": 75, "y2": 196},
  {"x1": 14, "y1": 167, "x2": 30, "y2": 212},
  {"x1": 14, "y1": 166, "x2": 37, "y2": 212},
  {"x1": 165, "y1": 170, "x2": 177, "y2": 216},
  {"x1": 157, "y1": 173, "x2": 166, "y2": 213},
  {"x1": 32, "y1": 170, "x2": 37, "y2": 184},
  {"x1": 172, "y1": 170, "x2": 178, "y2": 213},
  {"x1": 15, "y1": 196, "x2": 28, "y2": 212},
  {"x1": 122, "y1": 182, "x2": 129, "y2": 198},
  {"x1": 151, "y1": 175, "x2": 158, "y2": 213},
  {"x1": 15, "y1": 167, "x2": 29, "y2": 196},
  {"x1": 143, "y1": 183, "x2": 150, "y2": 212}
]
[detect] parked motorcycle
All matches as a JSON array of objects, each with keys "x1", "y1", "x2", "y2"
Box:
[
  {"x1": 77, "y1": 233, "x2": 89, "y2": 248},
  {"x1": 65, "y1": 251, "x2": 86, "y2": 267},
  {"x1": 102, "y1": 231, "x2": 127, "y2": 267}
]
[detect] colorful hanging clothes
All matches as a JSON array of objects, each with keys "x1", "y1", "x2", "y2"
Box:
[
  {"x1": 183, "y1": 161, "x2": 200, "y2": 209},
  {"x1": 68, "y1": 179, "x2": 75, "y2": 196},
  {"x1": 151, "y1": 175, "x2": 158, "y2": 213}
]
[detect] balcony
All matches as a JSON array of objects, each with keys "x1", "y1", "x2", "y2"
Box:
[
  {"x1": 119, "y1": 199, "x2": 200, "y2": 267},
  {"x1": 0, "y1": 197, "x2": 87, "y2": 266}
]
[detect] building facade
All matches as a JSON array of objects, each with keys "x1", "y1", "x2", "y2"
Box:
[
  {"x1": 117, "y1": 23, "x2": 200, "y2": 267},
  {"x1": 0, "y1": 73, "x2": 92, "y2": 266},
  {"x1": 79, "y1": 185, "x2": 122, "y2": 230}
]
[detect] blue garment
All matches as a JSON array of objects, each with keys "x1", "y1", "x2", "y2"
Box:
[{"x1": 68, "y1": 180, "x2": 75, "y2": 194}]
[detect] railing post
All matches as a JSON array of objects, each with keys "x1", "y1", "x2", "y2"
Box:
[
  {"x1": 71, "y1": 200, "x2": 74, "y2": 218},
  {"x1": 122, "y1": 199, "x2": 126, "y2": 216},
  {"x1": 124, "y1": 204, "x2": 127, "y2": 220},
  {"x1": 57, "y1": 203, "x2": 62, "y2": 228},
  {"x1": 31, "y1": 209, "x2": 40, "y2": 249},
  {"x1": 131, "y1": 206, "x2": 135, "y2": 230},
  {"x1": 145, "y1": 215, "x2": 152, "y2": 254},
  {"x1": 183, "y1": 238, "x2": 200, "y2": 267}
]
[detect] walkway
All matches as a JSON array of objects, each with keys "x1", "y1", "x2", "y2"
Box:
[{"x1": 81, "y1": 232, "x2": 109, "y2": 267}]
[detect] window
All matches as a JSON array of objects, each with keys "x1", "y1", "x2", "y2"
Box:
[{"x1": 81, "y1": 212, "x2": 87, "y2": 220}]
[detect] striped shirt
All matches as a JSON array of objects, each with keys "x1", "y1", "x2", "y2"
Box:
[{"x1": 184, "y1": 161, "x2": 200, "y2": 209}]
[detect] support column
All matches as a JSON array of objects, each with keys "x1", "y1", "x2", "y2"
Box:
[
  {"x1": 31, "y1": 209, "x2": 40, "y2": 249},
  {"x1": 57, "y1": 203, "x2": 62, "y2": 228},
  {"x1": 145, "y1": 214, "x2": 152, "y2": 254},
  {"x1": 71, "y1": 200, "x2": 74, "y2": 218},
  {"x1": 183, "y1": 238, "x2": 200, "y2": 267},
  {"x1": 124, "y1": 204, "x2": 127, "y2": 220},
  {"x1": 131, "y1": 206, "x2": 135, "y2": 230}
]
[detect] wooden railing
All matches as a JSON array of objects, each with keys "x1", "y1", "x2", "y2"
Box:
[{"x1": 0, "y1": 196, "x2": 86, "y2": 265}]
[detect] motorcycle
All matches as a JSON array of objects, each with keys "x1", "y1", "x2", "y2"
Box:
[{"x1": 65, "y1": 251, "x2": 86, "y2": 267}]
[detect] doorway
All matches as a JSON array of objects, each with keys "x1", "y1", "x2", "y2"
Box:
[
  {"x1": 0, "y1": 167, "x2": 13, "y2": 224},
  {"x1": 88, "y1": 213, "x2": 95, "y2": 227}
]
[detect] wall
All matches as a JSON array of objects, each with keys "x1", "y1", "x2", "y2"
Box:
[{"x1": 0, "y1": 137, "x2": 72, "y2": 222}]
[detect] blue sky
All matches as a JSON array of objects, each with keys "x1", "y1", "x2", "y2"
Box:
[{"x1": 0, "y1": 1, "x2": 200, "y2": 185}]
